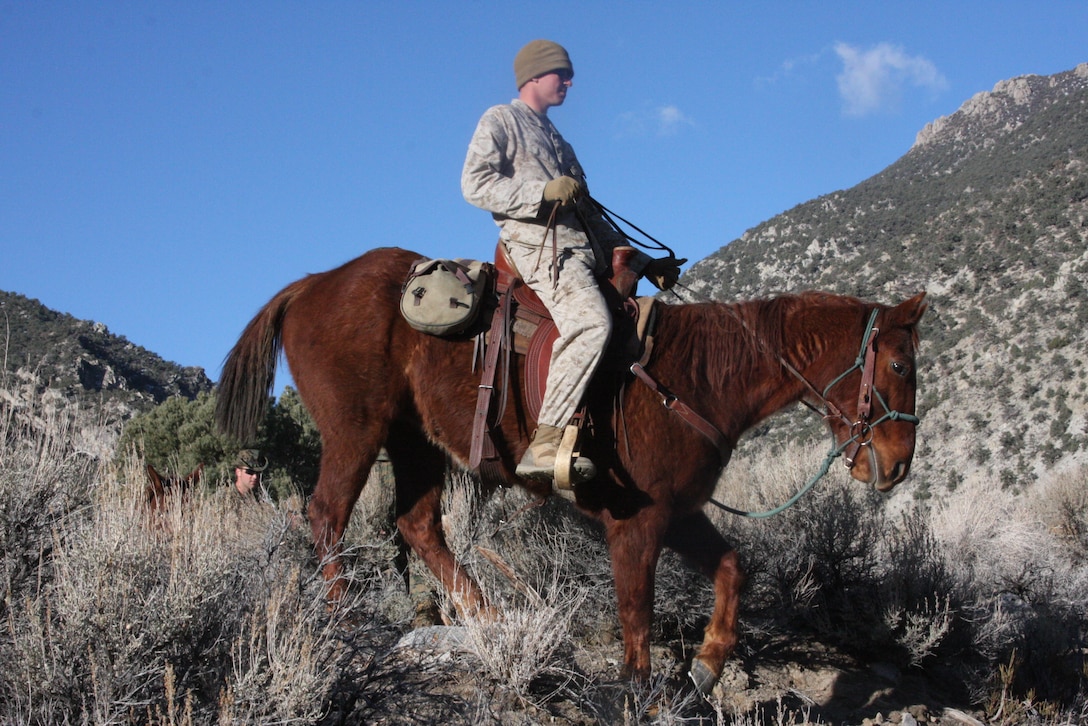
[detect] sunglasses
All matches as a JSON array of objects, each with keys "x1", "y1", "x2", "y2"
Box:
[{"x1": 537, "y1": 68, "x2": 573, "y2": 83}]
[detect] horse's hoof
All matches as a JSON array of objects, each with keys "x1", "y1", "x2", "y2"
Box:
[{"x1": 688, "y1": 658, "x2": 719, "y2": 695}]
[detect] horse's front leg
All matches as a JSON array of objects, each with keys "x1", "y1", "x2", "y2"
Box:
[
  {"x1": 665, "y1": 511, "x2": 746, "y2": 694},
  {"x1": 605, "y1": 513, "x2": 668, "y2": 680}
]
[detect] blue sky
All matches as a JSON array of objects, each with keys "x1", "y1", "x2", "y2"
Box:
[{"x1": 2, "y1": 2, "x2": 1085, "y2": 394}]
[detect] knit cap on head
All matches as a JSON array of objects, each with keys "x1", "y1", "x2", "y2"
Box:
[{"x1": 514, "y1": 40, "x2": 573, "y2": 89}]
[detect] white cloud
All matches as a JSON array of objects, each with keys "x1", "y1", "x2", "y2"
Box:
[
  {"x1": 834, "y1": 42, "x2": 948, "y2": 117},
  {"x1": 755, "y1": 51, "x2": 824, "y2": 87},
  {"x1": 615, "y1": 104, "x2": 695, "y2": 138},
  {"x1": 655, "y1": 105, "x2": 694, "y2": 135}
]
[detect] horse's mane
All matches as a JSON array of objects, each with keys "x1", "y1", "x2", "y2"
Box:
[{"x1": 651, "y1": 291, "x2": 869, "y2": 386}]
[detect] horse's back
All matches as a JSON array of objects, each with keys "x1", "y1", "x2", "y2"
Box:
[
  {"x1": 278, "y1": 247, "x2": 481, "y2": 457},
  {"x1": 279, "y1": 246, "x2": 419, "y2": 345},
  {"x1": 286, "y1": 246, "x2": 416, "y2": 315}
]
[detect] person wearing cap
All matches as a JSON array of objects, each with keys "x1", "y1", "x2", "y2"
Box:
[
  {"x1": 462, "y1": 40, "x2": 683, "y2": 487},
  {"x1": 233, "y1": 449, "x2": 267, "y2": 498}
]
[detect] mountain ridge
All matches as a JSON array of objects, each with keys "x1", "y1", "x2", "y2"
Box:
[
  {"x1": 0, "y1": 289, "x2": 213, "y2": 419},
  {"x1": 683, "y1": 62, "x2": 1088, "y2": 496}
]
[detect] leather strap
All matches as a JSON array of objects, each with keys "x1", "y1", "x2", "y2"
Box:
[
  {"x1": 629, "y1": 361, "x2": 731, "y2": 463},
  {"x1": 843, "y1": 325, "x2": 879, "y2": 468},
  {"x1": 469, "y1": 284, "x2": 513, "y2": 471}
]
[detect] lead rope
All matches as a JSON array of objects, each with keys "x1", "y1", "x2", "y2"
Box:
[
  {"x1": 703, "y1": 310, "x2": 883, "y2": 519},
  {"x1": 706, "y1": 436, "x2": 858, "y2": 518},
  {"x1": 661, "y1": 284, "x2": 914, "y2": 518}
]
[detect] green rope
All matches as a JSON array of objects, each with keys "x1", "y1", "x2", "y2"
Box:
[
  {"x1": 707, "y1": 308, "x2": 917, "y2": 518},
  {"x1": 706, "y1": 437, "x2": 849, "y2": 519}
]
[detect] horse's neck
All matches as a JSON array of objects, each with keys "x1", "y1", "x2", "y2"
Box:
[
  {"x1": 652, "y1": 302, "x2": 800, "y2": 435},
  {"x1": 717, "y1": 298, "x2": 865, "y2": 425}
]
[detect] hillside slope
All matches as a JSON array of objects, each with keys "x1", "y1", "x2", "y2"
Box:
[
  {"x1": 683, "y1": 63, "x2": 1088, "y2": 496},
  {"x1": 0, "y1": 290, "x2": 213, "y2": 419}
]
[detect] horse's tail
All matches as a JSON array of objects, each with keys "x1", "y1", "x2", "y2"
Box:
[{"x1": 215, "y1": 280, "x2": 306, "y2": 443}]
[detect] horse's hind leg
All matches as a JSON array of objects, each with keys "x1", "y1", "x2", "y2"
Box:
[
  {"x1": 385, "y1": 424, "x2": 495, "y2": 621},
  {"x1": 664, "y1": 511, "x2": 745, "y2": 694},
  {"x1": 307, "y1": 420, "x2": 386, "y2": 603}
]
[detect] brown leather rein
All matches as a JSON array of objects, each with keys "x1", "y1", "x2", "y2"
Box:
[{"x1": 631, "y1": 305, "x2": 918, "y2": 474}]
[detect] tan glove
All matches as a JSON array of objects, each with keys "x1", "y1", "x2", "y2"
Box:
[
  {"x1": 543, "y1": 176, "x2": 584, "y2": 205},
  {"x1": 644, "y1": 256, "x2": 687, "y2": 291}
]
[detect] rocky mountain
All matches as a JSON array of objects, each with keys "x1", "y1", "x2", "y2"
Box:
[
  {"x1": 0, "y1": 290, "x2": 213, "y2": 419},
  {"x1": 683, "y1": 62, "x2": 1088, "y2": 498}
]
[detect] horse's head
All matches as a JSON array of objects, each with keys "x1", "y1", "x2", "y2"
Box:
[
  {"x1": 145, "y1": 463, "x2": 205, "y2": 513},
  {"x1": 810, "y1": 292, "x2": 927, "y2": 492}
]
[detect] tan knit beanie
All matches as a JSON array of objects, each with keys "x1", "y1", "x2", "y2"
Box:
[{"x1": 514, "y1": 40, "x2": 573, "y2": 89}]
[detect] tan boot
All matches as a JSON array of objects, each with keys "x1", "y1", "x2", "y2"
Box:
[{"x1": 516, "y1": 424, "x2": 596, "y2": 485}]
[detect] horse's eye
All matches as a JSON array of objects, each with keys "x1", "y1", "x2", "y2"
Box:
[{"x1": 891, "y1": 361, "x2": 909, "y2": 377}]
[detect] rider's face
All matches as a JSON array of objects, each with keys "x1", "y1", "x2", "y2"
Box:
[{"x1": 522, "y1": 69, "x2": 573, "y2": 112}]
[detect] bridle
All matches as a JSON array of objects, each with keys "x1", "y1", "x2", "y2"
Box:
[
  {"x1": 634, "y1": 304, "x2": 920, "y2": 517},
  {"x1": 786, "y1": 308, "x2": 920, "y2": 472}
]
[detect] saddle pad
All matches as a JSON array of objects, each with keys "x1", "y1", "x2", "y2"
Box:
[
  {"x1": 519, "y1": 297, "x2": 657, "y2": 424},
  {"x1": 524, "y1": 319, "x2": 558, "y2": 422}
]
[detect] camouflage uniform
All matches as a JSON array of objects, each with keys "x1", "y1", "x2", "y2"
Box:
[{"x1": 462, "y1": 99, "x2": 650, "y2": 428}]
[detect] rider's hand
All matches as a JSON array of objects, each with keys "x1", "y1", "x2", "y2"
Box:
[
  {"x1": 543, "y1": 176, "x2": 584, "y2": 205},
  {"x1": 644, "y1": 256, "x2": 687, "y2": 291}
]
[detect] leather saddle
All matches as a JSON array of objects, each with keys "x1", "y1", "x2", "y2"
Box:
[{"x1": 469, "y1": 242, "x2": 655, "y2": 482}]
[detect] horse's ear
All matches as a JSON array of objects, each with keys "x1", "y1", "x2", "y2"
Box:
[
  {"x1": 185, "y1": 463, "x2": 205, "y2": 484},
  {"x1": 892, "y1": 291, "x2": 927, "y2": 327}
]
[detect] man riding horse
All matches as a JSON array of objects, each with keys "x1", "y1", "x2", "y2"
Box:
[
  {"x1": 462, "y1": 39, "x2": 684, "y2": 487},
  {"x1": 216, "y1": 40, "x2": 926, "y2": 690}
]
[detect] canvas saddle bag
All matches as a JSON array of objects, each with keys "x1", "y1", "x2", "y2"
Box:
[{"x1": 400, "y1": 258, "x2": 492, "y2": 336}]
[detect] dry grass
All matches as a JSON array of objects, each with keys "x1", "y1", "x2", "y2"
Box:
[
  {"x1": 0, "y1": 379, "x2": 412, "y2": 725},
  {"x1": 1, "y1": 379, "x2": 1086, "y2": 724},
  {"x1": 713, "y1": 436, "x2": 1088, "y2": 723}
]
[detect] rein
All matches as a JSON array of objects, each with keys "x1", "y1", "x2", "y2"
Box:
[
  {"x1": 638, "y1": 288, "x2": 919, "y2": 518},
  {"x1": 584, "y1": 195, "x2": 678, "y2": 258},
  {"x1": 557, "y1": 194, "x2": 919, "y2": 517}
]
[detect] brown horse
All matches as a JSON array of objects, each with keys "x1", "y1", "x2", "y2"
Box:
[
  {"x1": 145, "y1": 463, "x2": 204, "y2": 515},
  {"x1": 215, "y1": 245, "x2": 926, "y2": 692}
]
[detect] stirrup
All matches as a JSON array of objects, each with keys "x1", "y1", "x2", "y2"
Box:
[{"x1": 555, "y1": 424, "x2": 595, "y2": 490}]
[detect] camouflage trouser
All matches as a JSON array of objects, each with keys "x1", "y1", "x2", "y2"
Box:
[{"x1": 503, "y1": 240, "x2": 612, "y2": 429}]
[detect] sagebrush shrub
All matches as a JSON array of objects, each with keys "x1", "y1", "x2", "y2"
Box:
[
  {"x1": 3, "y1": 375, "x2": 1086, "y2": 724},
  {"x1": 0, "y1": 382, "x2": 413, "y2": 724}
]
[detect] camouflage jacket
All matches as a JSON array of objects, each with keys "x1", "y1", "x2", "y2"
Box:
[{"x1": 462, "y1": 100, "x2": 648, "y2": 275}]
